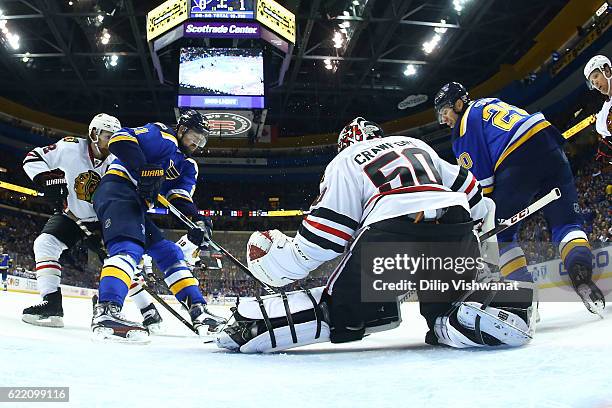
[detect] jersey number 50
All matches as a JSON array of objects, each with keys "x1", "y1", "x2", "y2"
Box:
[
  {"x1": 364, "y1": 148, "x2": 442, "y2": 192},
  {"x1": 482, "y1": 101, "x2": 528, "y2": 131}
]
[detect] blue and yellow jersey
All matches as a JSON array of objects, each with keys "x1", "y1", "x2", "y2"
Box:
[
  {"x1": 104, "y1": 122, "x2": 200, "y2": 212},
  {"x1": 0, "y1": 253, "x2": 11, "y2": 269},
  {"x1": 451, "y1": 98, "x2": 553, "y2": 194}
]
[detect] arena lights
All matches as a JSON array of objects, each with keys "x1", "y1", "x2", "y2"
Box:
[
  {"x1": 403, "y1": 64, "x2": 417, "y2": 76},
  {"x1": 453, "y1": 0, "x2": 472, "y2": 14},
  {"x1": 21, "y1": 52, "x2": 30, "y2": 63},
  {"x1": 332, "y1": 31, "x2": 344, "y2": 48},
  {"x1": 434, "y1": 19, "x2": 448, "y2": 34},
  {"x1": 100, "y1": 28, "x2": 111, "y2": 45},
  {"x1": 423, "y1": 33, "x2": 441, "y2": 54},
  {"x1": 0, "y1": 10, "x2": 20, "y2": 50},
  {"x1": 422, "y1": 19, "x2": 449, "y2": 55}
]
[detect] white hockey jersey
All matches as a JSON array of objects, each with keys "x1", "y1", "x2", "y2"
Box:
[
  {"x1": 292, "y1": 135, "x2": 488, "y2": 268},
  {"x1": 23, "y1": 137, "x2": 112, "y2": 222},
  {"x1": 595, "y1": 97, "x2": 612, "y2": 138}
]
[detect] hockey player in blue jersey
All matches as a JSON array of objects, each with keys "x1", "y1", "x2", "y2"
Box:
[
  {"x1": 0, "y1": 247, "x2": 12, "y2": 291},
  {"x1": 91, "y1": 109, "x2": 226, "y2": 342},
  {"x1": 434, "y1": 82, "x2": 605, "y2": 315}
]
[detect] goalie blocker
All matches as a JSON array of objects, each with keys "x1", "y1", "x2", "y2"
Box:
[{"x1": 216, "y1": 209, "x2": 535, "y2": 353}]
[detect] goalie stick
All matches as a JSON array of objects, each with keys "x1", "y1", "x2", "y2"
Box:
[{"x1": 157, "y1": 194, "x2": 277, "y2": 295}]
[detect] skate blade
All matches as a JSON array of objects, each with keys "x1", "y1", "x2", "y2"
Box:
[
  {"x1": 145, "y1": 322, "x2": 165, "y2": 335},
  {"x1": 461, "y1": 302, "x2": 533, "y2": 344},
  {"x1": 576, "y1": 284, "x2": 605, "y2": 319},
  {"x1": 22, "y1": 315, "x2": 64, "y2": 328},
  {"x1": 92, "y1": 326, "x2": 150, "y2": 344}
]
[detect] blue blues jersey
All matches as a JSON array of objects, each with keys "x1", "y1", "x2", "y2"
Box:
[
  {"x1": 105, "y1": 122, "x2": 200, "y2": 213},
  {"x1": 0, "y1": 253, "x2": 10, "y2": 269},
  {"x1": 451, "y1": 98, "x2": 554, "y2": 194}
]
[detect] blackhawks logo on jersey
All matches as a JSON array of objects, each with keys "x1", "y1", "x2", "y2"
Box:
[{"x1": 74, "y1": 170, "x2": 101, "y2": 203}]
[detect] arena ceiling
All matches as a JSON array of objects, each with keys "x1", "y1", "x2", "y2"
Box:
[{"x1": 0, "y1": 0, "x2": 569, "y2": 137}]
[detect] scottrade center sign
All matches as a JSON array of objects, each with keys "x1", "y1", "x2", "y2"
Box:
[{"x1": 183, "y1": 21, "x2": 260, "y2": 39}]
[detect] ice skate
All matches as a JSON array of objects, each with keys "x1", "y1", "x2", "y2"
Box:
[
  {"x1": 568, "y1": 263, "x2": 605, "y2": 317},
  {"x1": 22, "y1": 289, "x2": 64, "y2": 328},
  {"x1": 91, "y1": 301, "x2": 149, "y2": 343},
  {"x1": 189, "y1": 303, "x2": 227, "y2": 336}
]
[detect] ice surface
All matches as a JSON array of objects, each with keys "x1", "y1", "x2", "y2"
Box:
[{"x1": 1, "y1": 291, "x2": 611, "y2": 408}]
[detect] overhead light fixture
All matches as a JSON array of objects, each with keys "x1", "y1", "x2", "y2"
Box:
[
  {"x1": 343, "y1": 10, "x2": 350, "y2": 16},
  {"x1": 21, "y1": 51, "x2": 30, "y2": 63},
  {"x1": 100, "y1": 28, "x2": 111, "y2": 45},
  {"x1": 453, "y1": 0, "x2": 472, "y2": 14},
  {"x1": 97, "y1": 14, "x2": 104, "y2": 23},
  {"x1": 7, "y1": 32, "x2": 19, "y2": 50},
  {"x1": 109, "y1": 54, "x2": 118, "y2": 66},
  {"x1": 332, "y1": 31, "x2": 344, "y2": 48},
  {"x1": 434, "y1": 19, "x2": 448, "y2": 34},
  {"x1": 422, "y1": 33, "x2": 441, "y2": 54},
  {"x1": 403, "y1": 64, "x2": 417, "y2": 76}
]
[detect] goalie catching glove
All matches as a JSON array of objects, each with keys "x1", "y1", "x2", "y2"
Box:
[{"x1": 246, "y1": 230, "x2": 319, "y2": 287}]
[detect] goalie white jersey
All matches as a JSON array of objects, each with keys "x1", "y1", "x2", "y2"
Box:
[
  {"x1": 294, "y1": 135, "x2": 489, "y2": 266},
  {"x1": 23, "y1": 137, "x2": 112, "y2": 222}
]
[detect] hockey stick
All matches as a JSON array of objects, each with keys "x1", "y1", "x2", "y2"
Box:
[
  {"x1": 139, "y1": 274, "x2": 199, "y2": 335},
  {"x1": 479, "y1": 188, "x2": 561, "y2": 241},
  {"x1": 0, "y1": 181, "x2": 42, "y2": 196},
  {"x1": 157, "y1": 194, "x2": 277, "y2": 295}
]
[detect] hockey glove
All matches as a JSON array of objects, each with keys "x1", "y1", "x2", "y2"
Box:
[
  {"x1": 187, "y1": 217, "x2": 213, "y2": 248},
  {"x1": 137, "y1": 164, "x2": 165, "y2": 207},
  {"x1": 246, "y1": 230, "x2": 313, "y2": 287},
  {"x1": 34, "y1": 169, "x2": 68, "y2": 212}
]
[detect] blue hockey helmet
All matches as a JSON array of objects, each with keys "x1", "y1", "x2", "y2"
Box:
[
  {"x1": 434, "y1": 82, "x2": 470, "y2": 124},
  {"x1": 177, "y1": 109, "x2": 209, "y2": 148}
]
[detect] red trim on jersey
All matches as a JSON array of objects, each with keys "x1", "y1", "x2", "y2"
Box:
[
  {"x1": 464, "y1": 176, "x2": 477, "y2": 195},
  {"x1": 365, "y1": 185, "x2": 446, "y2": 208},
  {"x1": 35, "y1": 264, "x2": 61, "y2": 271},
  {"x1": 304, "y1": 218, "x2": 352, "y2": 241}
]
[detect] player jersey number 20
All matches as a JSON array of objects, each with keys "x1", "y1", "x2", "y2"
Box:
[
  {"x1": 482, "y1": 101, "x2": 529, "y2": 131},
  {"x1": 364, "y1": 148, "x2": 442, "y2": 192}
]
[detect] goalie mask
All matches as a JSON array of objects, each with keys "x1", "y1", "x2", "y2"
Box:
[{"x1": 337, "y1": 117, "x2": 385, "y2": 153}]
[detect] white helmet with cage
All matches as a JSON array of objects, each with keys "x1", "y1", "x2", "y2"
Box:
[{"x1": 584, "y1": 55, "x2": 612, "y2": 91}]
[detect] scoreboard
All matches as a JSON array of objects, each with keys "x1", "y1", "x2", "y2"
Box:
[{"x1": 189, "y1": 0, "x2": 255, "y2": 19}]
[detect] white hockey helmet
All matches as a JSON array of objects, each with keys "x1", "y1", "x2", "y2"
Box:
[
  {"x1": 88, "y1": 113, "x2": 121, "y2": 137},
  {"x1": 337, "y1": 117, "x2": 385, "y2": 153},
  {"x1": 584, "y1": 55, "x2": 612, "y2": 90}
]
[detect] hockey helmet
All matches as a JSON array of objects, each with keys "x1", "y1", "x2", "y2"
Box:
[
  {"x1": 434, "y1": 82, "x2": 469, "y2": 124},
  {"x1": 177, "y1": 109, "x2": 210, "y2": 148},
  {"x1": 584, "y1": 55, "x2": 612, "y2": 90},
  {"x1": 337, "y1": 117, "x2": 385, "y2": 153},
  {"x1": 88, "y1": 113, "x2": 121, "y2": 137}
]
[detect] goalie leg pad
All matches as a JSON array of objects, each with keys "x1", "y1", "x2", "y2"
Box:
[
  {"x1": 433, "y1": 301, "x2": 532, "y2": 348},
  {"x1": 216, "y1": 287, "x2": 330, "y2": 353},
  {"x1": 457, "y1": 302, "x2": 532, "y2": 347}
]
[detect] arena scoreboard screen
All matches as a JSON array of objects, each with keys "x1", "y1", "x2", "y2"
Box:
[{"x1": 189, "y1": 0, "x2": 255, "y2": 19}]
